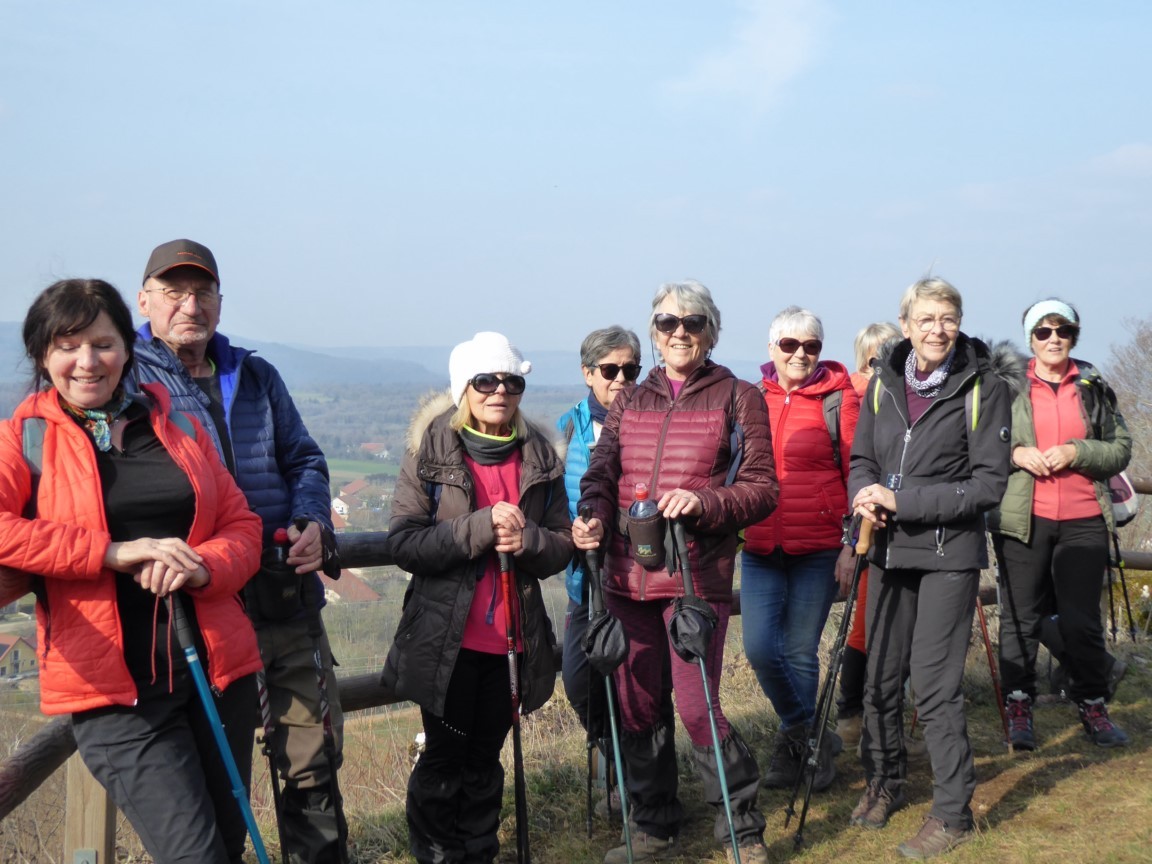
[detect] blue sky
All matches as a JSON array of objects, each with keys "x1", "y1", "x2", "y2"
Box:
[{"x1": 1, "y1": 1, "x2": 1148, "y2": 378}]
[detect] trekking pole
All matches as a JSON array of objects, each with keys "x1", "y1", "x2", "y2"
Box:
[
  {"x1": 1110, "y1": 532, "x2": 1138, "y2": 641},
  {"x1": 256, "y1": 668, "x2": 289, "y2": 864},
  {"x1": 500, "y1": 552, "x2": 531, "y2": 864},
  {"x1": 670, "y1": 519, "x2": 740, "y2": 863},
  {"x1": 580, "y1": 506, "x2": 633, "y2": 863},
  {"x1": 585, "y1": 646, "x2": 594, "y2": 838},
  {"x1": 974, "y1": 598, "x2": 1009, "y2": 747},
  {"x1": 169, "y1": 594, "x2": 272, "y2": 864},
  {"x1": 786, "y1": 518, "x2": 873, "y2": 847},
  {"x1": 295, "y1": 519, "x2": 350, "y2": 863}
]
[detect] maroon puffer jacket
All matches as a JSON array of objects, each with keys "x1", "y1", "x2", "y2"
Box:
[{"x1": 579, "y1": 362, "x2": 778, "y2": 602}]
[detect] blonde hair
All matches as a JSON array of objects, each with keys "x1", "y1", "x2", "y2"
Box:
[
  {"x1": 853, "y1": 322, "x2": 901, "y2": 373},
  {"x1": 898, "y1": 277, "x2": 963, "y2": 322}
]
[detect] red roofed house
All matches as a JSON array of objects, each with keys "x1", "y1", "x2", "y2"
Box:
[
  {"x1": 319, "y1": 570, "x2": 381, "y2": 603},
  {"x1": 0, "y1": 633, "x2": 38, "y2": 679}
]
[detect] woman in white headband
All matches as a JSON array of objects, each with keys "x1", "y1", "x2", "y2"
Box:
[{"x1": 988, "y1": 298, "x2": 1133, "y2": 751}]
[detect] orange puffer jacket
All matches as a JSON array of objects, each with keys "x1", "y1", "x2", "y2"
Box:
[
  {"x1": 0, "y1": 384, "x2": 263, "y2": 715},
  {"x1": 743, "y1": 361, "x2": 860, "y2": 556}
]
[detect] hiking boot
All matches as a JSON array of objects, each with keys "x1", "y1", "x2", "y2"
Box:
[
  {"x1": 603, "y1": 830, "x2": 673, "y2": 863},
  {"x1": 1005, "y1": 690, "x2": 1037, "y2": 751},
  {"x1": 595, "y1": 787, "x2": 624, "y2": 821},
  {"x1": 726, "y1": 838, "x2": 769, "y2": 864},
  {"x1": 761, "y1": 724, "x2": 804, "y2": 788},
  {"x1": 1078, "y1": 698, "x2": 1129, "y2": 747},
  {"x1": 897, "y1": 816, "x2": 973, "y2": 859},
  {"x1": 850, "y1": 780, "x2": 907, "y2": 830},
  {"x1": 836, "y1": 713, "x2": 862, "y2": 751}
]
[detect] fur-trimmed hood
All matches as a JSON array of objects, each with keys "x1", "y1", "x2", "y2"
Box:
[{"x1": 403, "y1": 388, "x2": 566, "y2": 470}]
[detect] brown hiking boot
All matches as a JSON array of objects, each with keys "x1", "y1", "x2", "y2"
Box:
[
  {"x1": 850, "y1": 780, "x2": 907, "y2": 830},
  {"x1": 897, "y1": 816, "x2": 973, "y2": 858},
  {"x1": 761, "y1": 723, "x2": 805, "y2": 788},
  {"x1": 836, "y1": 713, "x2": 862, "y2": 751},
  {"x1": 603, "y1": 830, "x2": 674, "y2": 863}
]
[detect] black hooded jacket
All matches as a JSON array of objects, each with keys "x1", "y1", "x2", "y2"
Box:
[{"x1": 848, "y1": 334, "x2": 1023, "y2": 571}]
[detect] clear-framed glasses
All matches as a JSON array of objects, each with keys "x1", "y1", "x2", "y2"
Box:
[
  {"x1": 147, "y1": 287, "x2": 222, "y2": 308},
  {"x1": 912, "y1": 315, "x2": 960, "y2": 333}
]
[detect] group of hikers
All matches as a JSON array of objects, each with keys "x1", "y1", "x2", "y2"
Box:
[{"x1": 0, "y1": 244, "x2": 1133, "y2": 864}]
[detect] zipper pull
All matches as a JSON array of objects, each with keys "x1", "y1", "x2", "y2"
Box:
[{"x1": 904, "y1": 429, "x2": 912, "y2": 443}]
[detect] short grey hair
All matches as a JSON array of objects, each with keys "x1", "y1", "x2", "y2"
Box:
[
  {"x1": 853, "y1": 321, "x2": 901, "y2": 373},
  {"x1": 579, "y1": 326, "x2": 642, "y2": 369},
  {"x1": 649, "y1": 280, "x2": 721, "y2": 349},
  {"x1": 768, "y1": 306, "x2": 823, "y2": 347},
  {"x1": 898, "y1": 276, "x2": 963, "y2": 322}
]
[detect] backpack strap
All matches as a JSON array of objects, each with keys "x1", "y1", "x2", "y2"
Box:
[
  {"x1": 425, "y1": 480, "x2": 443, "y2": 523},
  {"x1": 823, "y1": 389, "x2": 843, "y2": 470},
  {"x1": 21, "y1": 418, "x2": 47, "y2": 519},
  {"x1": 724, "y1": 379, "x2": 745, "y2": 487}
]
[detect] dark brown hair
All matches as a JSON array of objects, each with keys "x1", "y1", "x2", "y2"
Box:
[{"x1": 23, "y1": 279, "x2": 136, "y2": 390}]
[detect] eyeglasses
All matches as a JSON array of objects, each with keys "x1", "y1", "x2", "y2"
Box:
[
  {"x1": 911, "y1": 315, "x2": 960, "y2": 333},
  {"x1": 1033, "y1": 324, "x2": 1078, "y2": 341},
  {"x1": 593, "y1": 362, "x2": 642, "y2": 381},
  {"x1": 776, "y1": 338, "x2": 823, "y2": 355},
  {"x1": 654, "y1": 313, "x2": 708, "y2": 335},
  {"x1": 469, "y1": 373, "x2": 526, "y2": 395},
  {"x1": 147, "y1": 287, "x2": 222, "y2": 308}
]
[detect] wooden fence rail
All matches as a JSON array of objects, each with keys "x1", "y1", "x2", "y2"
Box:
[{"x1": 2, "y1": 477, "x2": 1149, "y2": 859}]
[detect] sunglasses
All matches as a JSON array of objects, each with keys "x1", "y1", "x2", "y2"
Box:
[
  {"x1": 1033, "y1": 324, "x2": 1078, "y2": 341},
  {"x1": 654, "y1": 313, "x2": 709, "y2": 335},
  {"x1": 593, "y1": 362, "x2": 642, "y2": 382},
  {"x1": 776, "y1": 337, "x2": 823, "y2": 355},
  {"x1": 469, "y1": 373, "x2": 526, "y2": 395}
]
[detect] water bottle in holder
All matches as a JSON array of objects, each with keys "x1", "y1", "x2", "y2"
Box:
[
  {"x1": 251, "y1": 527, "x2": 304, "y2": 620},
  {"x1": 627, "y1": 482, "x2": 666, "y2": 569}
]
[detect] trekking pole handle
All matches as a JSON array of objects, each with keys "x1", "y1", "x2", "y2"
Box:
[
  {"x1": 854, "y1": 517, "x2": 874, "y2": 557},
  {"x1": 578, "y1": 505, "x2": 600, "y2": 574}
]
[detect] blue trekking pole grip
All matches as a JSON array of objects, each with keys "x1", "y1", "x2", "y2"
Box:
[{"x1": 169, "y1": 594, "x2": 271, "y2": 864}]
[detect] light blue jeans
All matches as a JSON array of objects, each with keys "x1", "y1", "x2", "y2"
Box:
[{"x1": 740, "y1": 548, "x2": 839, "y2": 728}]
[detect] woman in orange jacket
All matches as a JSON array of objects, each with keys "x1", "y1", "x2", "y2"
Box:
[{"x1": 0, "y1": 279, "x2": 264, "y2": 864}]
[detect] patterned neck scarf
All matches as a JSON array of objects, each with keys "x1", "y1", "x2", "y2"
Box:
[
  {"x1": 904, "y1": 348, "x2": 955, "y2": 399},
  {"x1": 60, "y1": 388, "x2": 133, "y2": 452}
]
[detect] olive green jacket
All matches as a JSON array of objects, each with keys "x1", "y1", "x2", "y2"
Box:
[{"x1": 987, "y1": 359, "x2": 1131, "y2": 544}]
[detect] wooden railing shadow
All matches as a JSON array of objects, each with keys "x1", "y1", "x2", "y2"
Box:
[{"x1": 2, "y1": 479, "x2": 1149, "y2": 860}]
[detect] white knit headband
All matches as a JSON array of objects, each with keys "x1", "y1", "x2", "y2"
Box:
[{"x1": 1023, "y1": 300, "x2": 1078, "y2": 342}]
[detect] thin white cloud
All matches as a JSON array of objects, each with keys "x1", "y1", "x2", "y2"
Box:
[
  {"x1": 664, "y1": 0, "x2": 832, "y2": 112},
  {"x1": 1087, "y1": 143, "x2": 1152, "y2": 179}
]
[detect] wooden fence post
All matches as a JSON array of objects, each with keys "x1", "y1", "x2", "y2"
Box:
[{"x1": 63, "y1": 753, "x2": 114, "y2": 863}]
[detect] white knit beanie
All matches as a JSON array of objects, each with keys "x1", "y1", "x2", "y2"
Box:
[{"x1": 448, "y1": 332, "x2": 532, "y2": 406}]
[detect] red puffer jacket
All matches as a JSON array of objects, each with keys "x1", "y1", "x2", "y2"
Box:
[
  {"x1": 579, "y1": 362, "x2": 778, "y2": 602},
  {"x1": 744, "y1": 361, "x2": 859, "y2": 555},
  {"x1": 0, "y1": 385, "x2": 263, "y2": 715}
]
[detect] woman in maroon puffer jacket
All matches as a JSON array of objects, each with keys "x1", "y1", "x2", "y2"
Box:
[{"x1": 574, "y1": 280, "x2": 778, "y2": 864}]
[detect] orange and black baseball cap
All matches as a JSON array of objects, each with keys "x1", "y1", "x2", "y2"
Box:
[{"x1": 143, "y1": 239, "x2": 220, "y2": 285}]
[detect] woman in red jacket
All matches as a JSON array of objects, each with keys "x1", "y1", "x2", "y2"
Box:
[
  {"x1": 741, "y1": 306, "x2": 860, "y2": 792},
  {"x1": 0, "y1": 279, "x2": 264, "y2": 864}
]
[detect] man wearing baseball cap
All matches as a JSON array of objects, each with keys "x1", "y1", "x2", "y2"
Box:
[{"x1": 131, "y1": 239, "x2": 348, "y2": 864}]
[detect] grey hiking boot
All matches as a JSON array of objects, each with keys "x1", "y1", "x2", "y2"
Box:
[
  {"x1": 761, "y1": 723, "x2": 805, "y2": 788},
  {"x1": 726, "y1": 838, "x2": 769, "y2": 864},
  {"x1": 1005, "y1": 690, "x2": 1037, "y2": 751},
  {"x1": 897, "y1": 816, "x2": 973, "y2": 858},
  {"x1": 1078, "y1": 698, "x2": 1129, "y2": 747},
  {"x1": 850, "y1": 779, "x2": 907, "y2": 830},
  {"x1": 603, "y1": 830, "x2": 674, "y2": 863}
]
